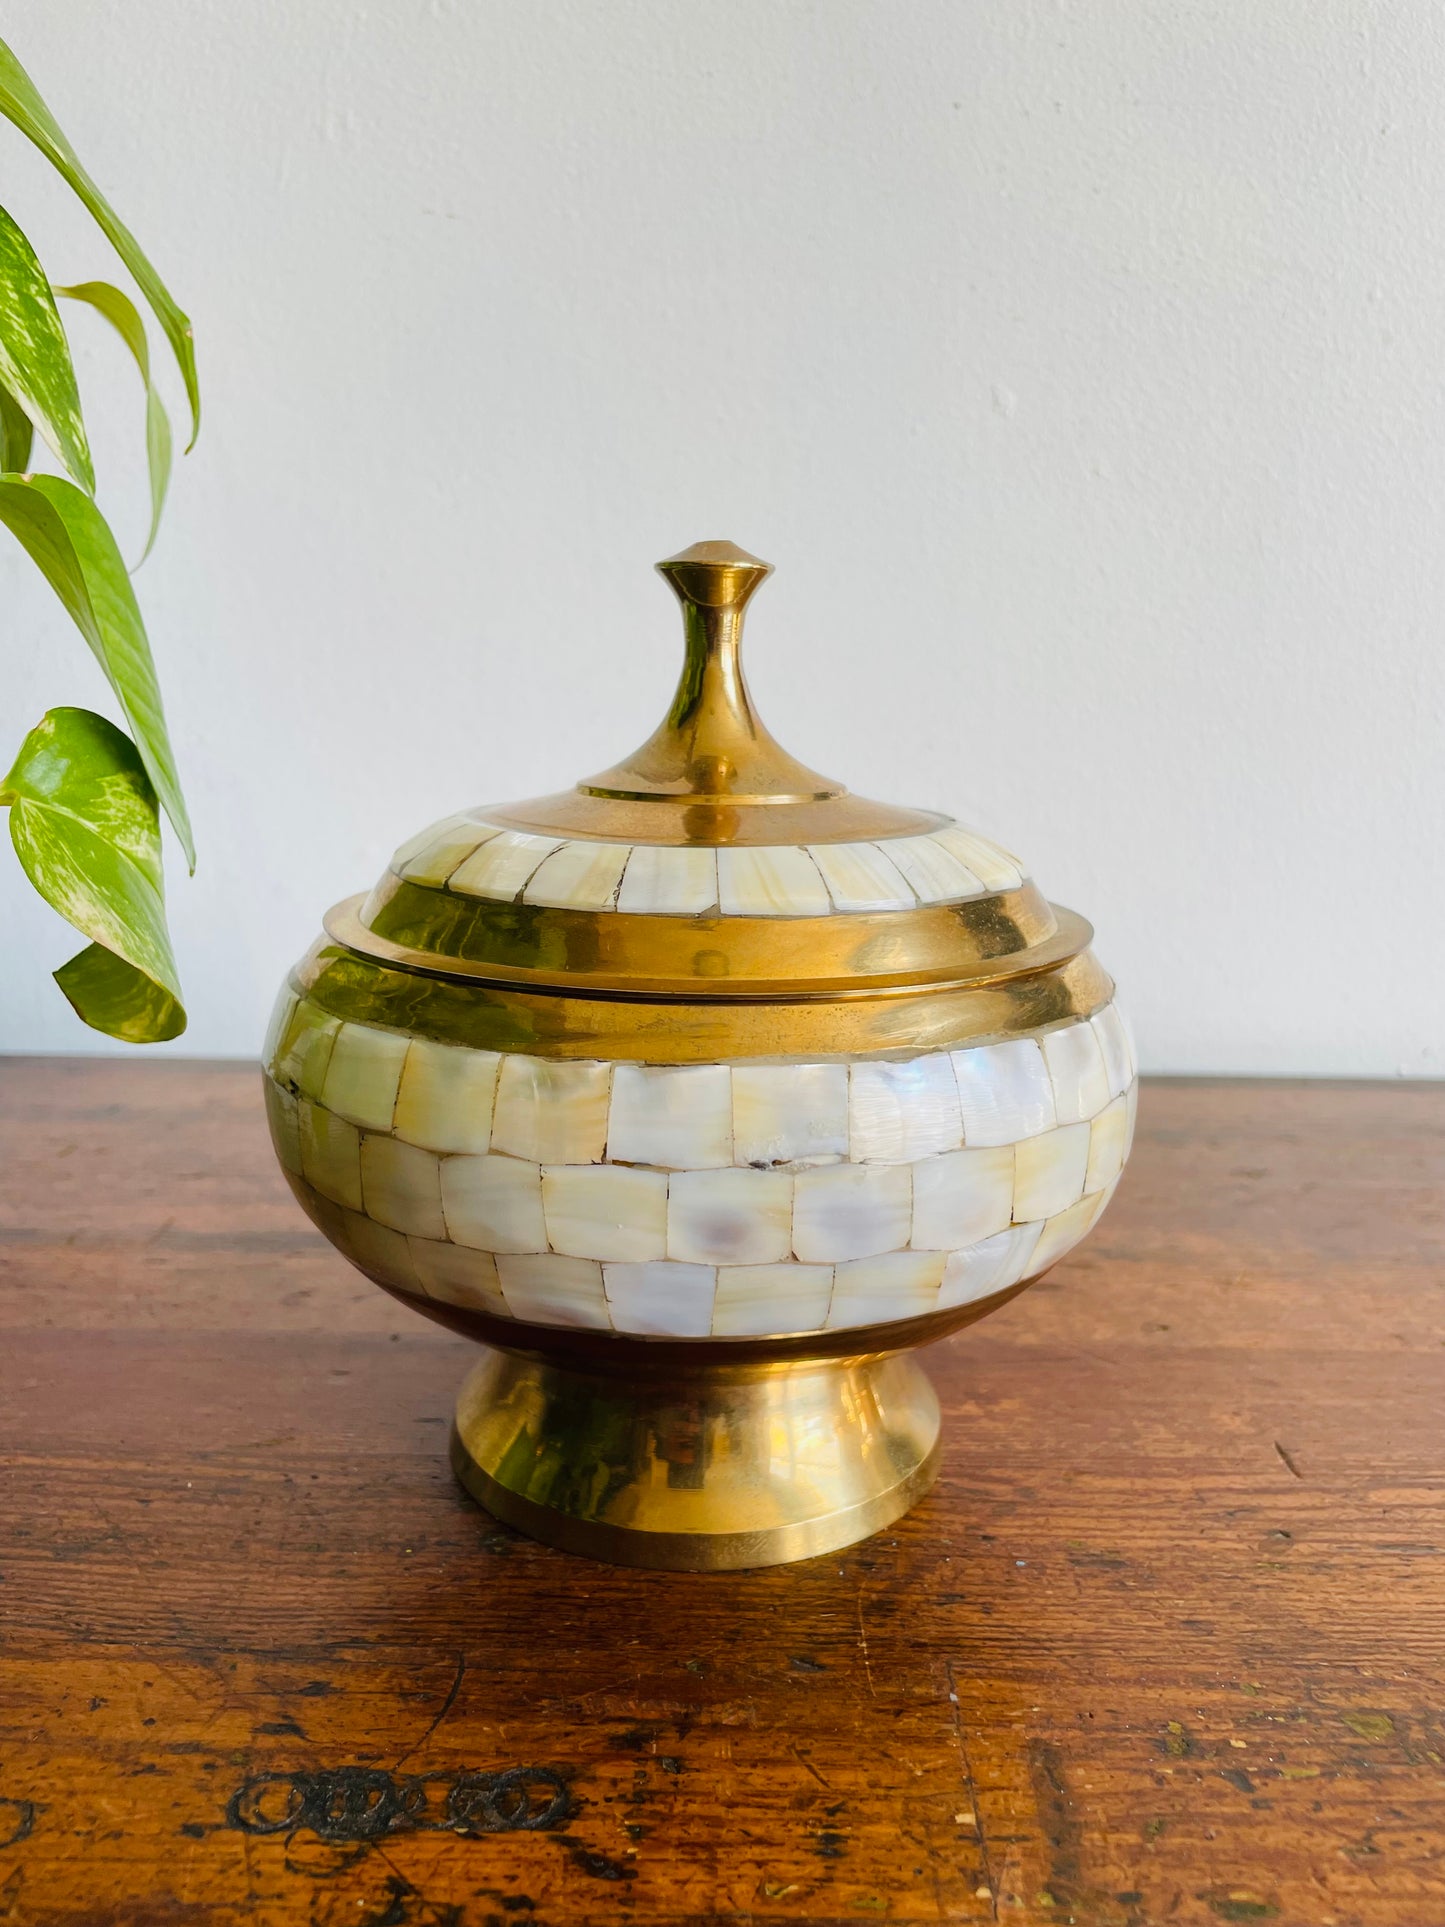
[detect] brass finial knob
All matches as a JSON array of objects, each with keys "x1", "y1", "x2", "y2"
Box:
[
  {"x1": 655, "y1": 539, "x2": 773, "y2": 613},
  {"x1": 579, "y1": 539, "x2": 843, "y2": 810}
]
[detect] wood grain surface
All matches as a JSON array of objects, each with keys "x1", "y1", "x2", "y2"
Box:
[{"x1": 1, "y1": 1058, "x2": 1442, "y2": 1927}]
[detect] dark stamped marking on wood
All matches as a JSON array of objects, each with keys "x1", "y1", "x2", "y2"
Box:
[
  {"x1": 226, "y1": 1766, "x2": 571, "y2": 1841},
  {"x1": 0, "y1": 1799, "x2": 36, "y2": 1851}
]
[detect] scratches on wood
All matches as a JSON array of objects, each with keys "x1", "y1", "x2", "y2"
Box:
[{"x1": 393, "y1": 1652, "x2": 468, "y2": 1772}]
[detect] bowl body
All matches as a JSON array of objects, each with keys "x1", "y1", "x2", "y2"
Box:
[{"x1": 263, "y1": 923, "x2": 1135, "y2": 1352}]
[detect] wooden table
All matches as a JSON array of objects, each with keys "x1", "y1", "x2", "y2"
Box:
[{"x1": 2, "y1": 1061, "x2": 1442, "y2": 1927}]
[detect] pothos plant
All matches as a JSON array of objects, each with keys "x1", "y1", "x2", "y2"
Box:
[{"x1": 0, "y1": 33, "x2": 199, "y2": 1042}]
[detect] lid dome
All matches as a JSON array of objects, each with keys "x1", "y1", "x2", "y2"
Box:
[{"x1": 331, "y1": 542, "x2": 1087, "y2": 1002}]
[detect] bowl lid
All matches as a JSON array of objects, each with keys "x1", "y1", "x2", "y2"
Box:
[{"x1": 328, "y1": 542, "x2": 1091, "y2": 1001}]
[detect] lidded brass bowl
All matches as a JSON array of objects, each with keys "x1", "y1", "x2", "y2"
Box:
[{"x1": 264, "y1": 542, "x2": 1135, "y2": 1568}]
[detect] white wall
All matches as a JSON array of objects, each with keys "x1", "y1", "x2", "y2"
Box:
[{"x1": 3, "y1": 1, "x2": 1441, "y2": 1075}]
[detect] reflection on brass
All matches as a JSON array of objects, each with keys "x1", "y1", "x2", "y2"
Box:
[
  {"x1": 347, "y1": 880, "x2": 1068, "y2": 997},
  {"x1": 485, "y1": 786, "x2": 943, "y2": 848},
  {"x1": 449, "y1": 1344, "x2": 942, "y2": 1570},
  {"x1": 295, "y1": 936, "x2": 1113, "y2": 1062}
]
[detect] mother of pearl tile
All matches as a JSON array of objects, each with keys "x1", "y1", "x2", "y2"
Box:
[
  {"x1": 711, "y1": 1263, "x2": 834, "y2": 1337},
  {"x1": 792, "y1": 1162, "x2": 912, "y2": 1263},
  {"x1": 320, "y1": 1023, "x2": 409, "y2": 1131},
  {"x1": 396, "y1": 814, "x2": 495, "y2": 884},
  {"x1": 320, "y1": 1199, "x2": 421, "y2": 1294},
  {"x1": 523, "y1": 840, "x2": 631, "y2": 911},
  {"x1": 806, "y1": 841, "x2": 917, "y2": 913},
  {"x1": 910, "y1": 1145, "x2": 1014, "y2": 1250},
  {"x1": 1012, "y1": 1122, "x2": 1091, "y2": 1221},
  {"x1": 359, "y1": 1135, "x2": 446, "y2": 1239},
  {"x1": 930, "y1": 825, "x2": 1024, "y2": 892},
  {"x1": 827, "y1": 1250, "x2": 946, "y2": 1329},
  {"x1": 392, "y1": 811, "x2": 469, "y2": 870},
  {"x1": 731, "y1": 1062, "x2": 848, "y2": 1166},
  {"x1": 497, "y1": 1253, "x2": 611, "y2": 1329},
  {"x1": 1085, "y1": 1093, "x2": 1129, "y2": 1195},
  {"x1": 299, "y1": 1100, "x2": 363, "y2": 1211},
  {"x1": 273, "y1": 999, "x2": 340, "y2": 1099},
  {"x1": 394, "y1": 1038, "x2": 500, "y2": 1156},
  {"x1": 937, "y1": 1229, "x2": 1018, "y2": 1309},
  {"x1": 1091, "y1": 1002, "x2": 1134, "y2": 1100},
  {"x1": 264, "y1": 1078, "x2": 302, "y2": 1175},
  {"x1": 952, "y1": 1038, "x2": 1056, "y2": 1147},
  {"x1": 263, "y1": 991, "x2": 299, "y2": 1072},
  {"x1": 934, "y1": 1220, "x2": 1048, "y2": 1304},
  {"x1": 412, "y1": 824, "x2": 508, "y2": 890},
  {"x1": 408, "y1": 1237, "x2": 508, "y2": 1315},
  {"x1": 603, "y1": 1261, "x2": 716, "y2": 1337},
  {"x1": 393, "y1": 809, "x2": 479, "y2": 867},
  {"x1": 615, "y1": 843, "x2": 719, "y2": 915},
  {"x1": 607, "y1": 1063, "x2": 732, "y2": 1169},
  {"x1": 880, "y1": 833, "x2": 985, "y2": 904},
  {"x1": 491, "y1": 1056, "x2": 611, "y2": 1165},
  {"x1": 667, "y1": 1167, "x2": 794, "y2": 1265},
  {"x1": 849, "y1": 1056, "x2": 963, "y2": 1162},
  {"x1": 449, "y1": 831, "x2": 562, "y2": 900},
  {"x1": 440, "y1": 1153, "x2": 547, "y2": 1253},
  {"x1": 541, "y1": 1163, "x2": 669, "y2": 1262},
  {"x1": 1031, "y1": 1183, "x2": 1113, "y2": 1273},
  {"x1": 993, "y1": 1219, "x2": 1046, "y2": 1289},
  {"x1": 716, "y1": 845, "x2": 830, "y2": 917},
  {"x1": 1121, "y1": 1006, "x2": 1140, "y2": 1076},
  {"x1": 1041, "y1": 1020, "x2": 1112, "y2": 1125}
]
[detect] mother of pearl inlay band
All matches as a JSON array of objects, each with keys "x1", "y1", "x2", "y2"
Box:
[
  {"x1": 386, "y1": 815, "x2": 1027, "y2": 917},
  {"x1": 265, "y1": 990, "x2": 1136, "y2": 1341}
]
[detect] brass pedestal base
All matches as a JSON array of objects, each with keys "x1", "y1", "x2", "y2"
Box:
[{"x1": 450, "y1": 1343, "x2": 942, "y2": 1571}]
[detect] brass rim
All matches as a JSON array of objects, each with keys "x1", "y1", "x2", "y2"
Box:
[
  {"x1": 451, "y1": 1427, "x2": 942, "y2": 1571},
  {"x1": 296, "y1": 935, "x2": 1113, "y2": 1060},
  {"x1": 331, "y1": 887, "x2": 1087, "y2": 1002},
  {"x1": 480, "y1": 789, "x2": 946, "y2": 848}
]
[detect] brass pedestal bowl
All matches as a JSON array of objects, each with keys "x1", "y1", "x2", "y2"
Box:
[{"x1": 264, "y1": 542, "x2": 1135, "y2": 1569}]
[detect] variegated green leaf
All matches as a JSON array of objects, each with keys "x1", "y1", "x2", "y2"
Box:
[
  {"x1": 0, "y1": 377, "x2": 31, "y2": 471},
  {"x1": 53, "y1": 940, "x2": 184, "y2": 1043},
  {"x1": 2, "y1": 707, "x2": 184, "y2": 1041},
  {"x1": 0, "y1": 202, "x2": 92, "y2": 490},
  {"x1": 58, "y1": 281, "x2": 172, "y2": 561},
  {"x1": 0, "y1": 32, "x2": 199, "y2": 447},
  {"x1": 0, "y1": 474, "x2": 193, "y2": 868}
]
